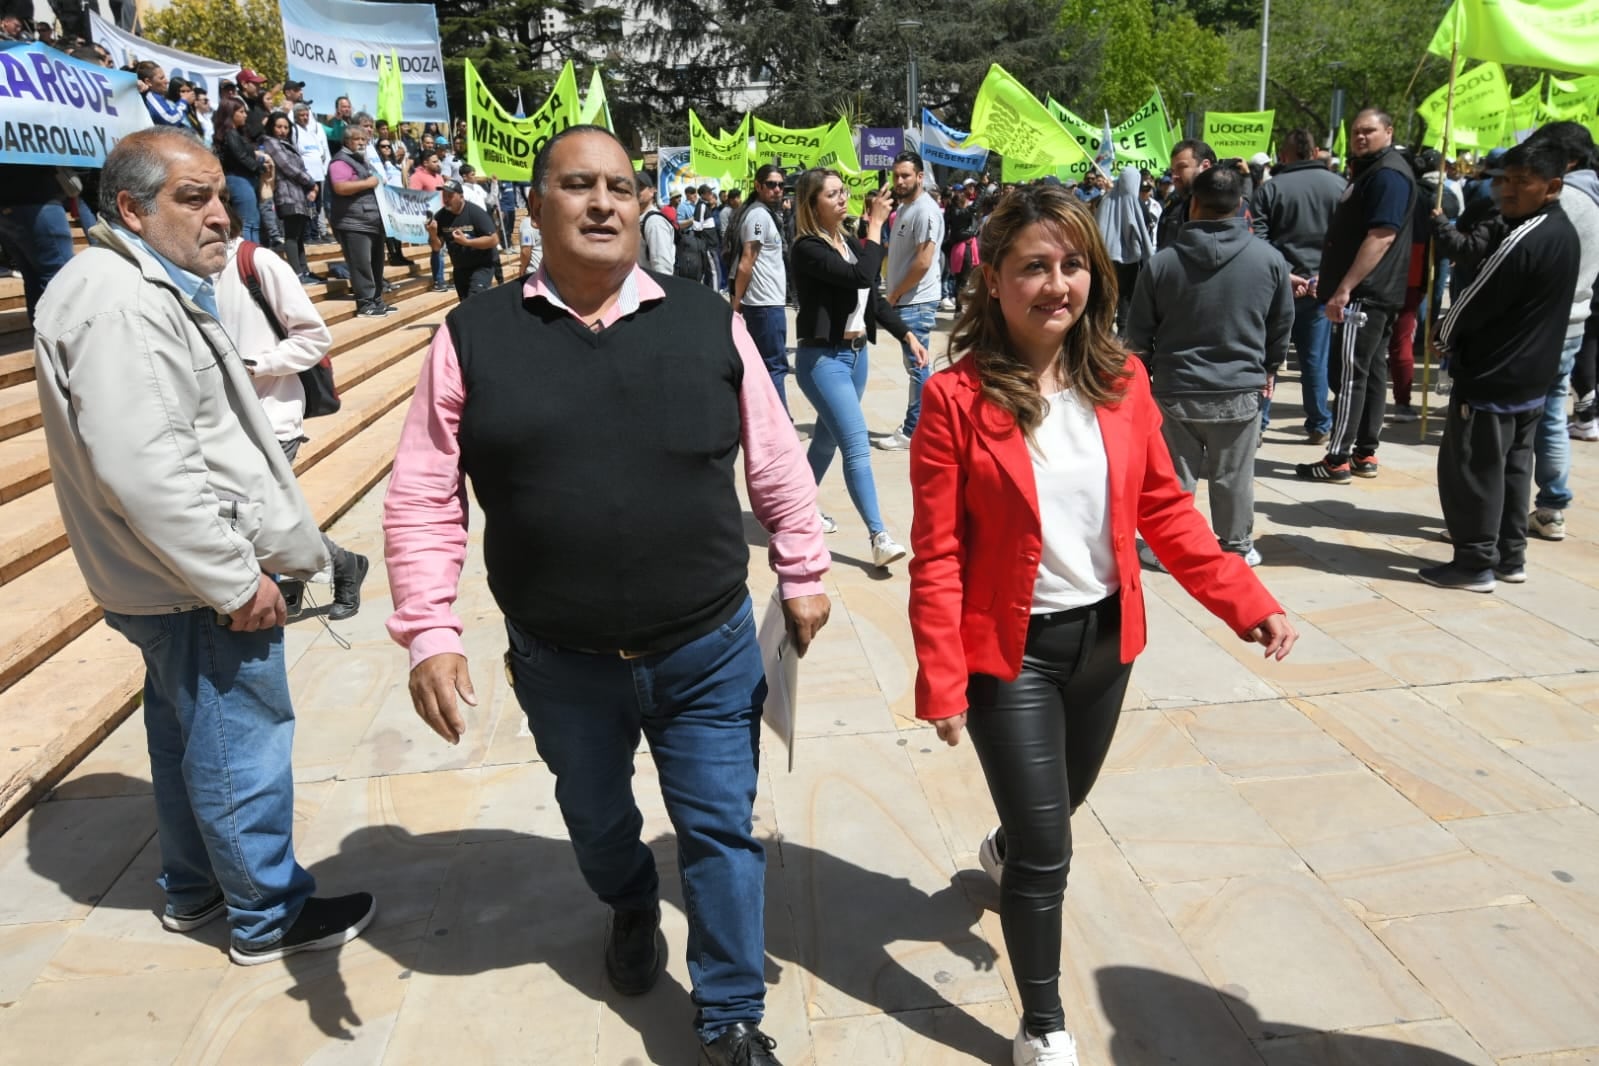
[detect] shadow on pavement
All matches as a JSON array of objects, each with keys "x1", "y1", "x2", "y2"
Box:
[{"x1": 1097, "y1": 966, "x2": 1483, "y2": 1066}]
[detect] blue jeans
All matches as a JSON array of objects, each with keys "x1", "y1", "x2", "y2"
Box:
[
  {"x1": 101, "y1": 609, "x2": 315, "y2": 949},
  {"x1": 1291, "y1": 295, "x2": 1332, "y2": 435},
  {"x1": 795, "y1": 341, "x2": 887, "y2": 536},
  {"x1": 0, "y1": 200, "x2": 74, "y2": 323},
  {"x1": 430, "y1": 248, "x2": 445, "y2": 286},
  {"x1": 504, "y1": 596, "x2": 768, "y2": 1042},
  {"x1": 896, "y1": 301, "x2": 936, "y2": 435},
  {"x1": 225, "y1": 175, "x2": 261, "y2": 243},
  {"x1": 741, "y1": 305, "x2": 790, "y2": 410},
  {"x1": 1535, "y1": 336, "x2": 1582, "y2": 511}
]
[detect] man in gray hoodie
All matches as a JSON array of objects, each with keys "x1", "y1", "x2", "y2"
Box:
[
  {"x1": 33, "y1": 128, "x2": 375, "y2": 966},
  {"x1": 1524, "y1": 122, "x2": 1599, "y2": 544},
  {"x1": 1127, "y1": 165, "x2": 1295, "y2": 567}
]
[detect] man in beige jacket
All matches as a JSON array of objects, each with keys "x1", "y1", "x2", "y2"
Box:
[{"x1": 33, "y1": 127, "x2": 374, "y2": 966}]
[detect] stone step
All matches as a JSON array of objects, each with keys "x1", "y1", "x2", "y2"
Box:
[
  {"x1": 0, "y1": 318, "x2": 441, "y2": 696},
  {"x1": 0, "y1": 396, "x2": 420, "y2": 835}
]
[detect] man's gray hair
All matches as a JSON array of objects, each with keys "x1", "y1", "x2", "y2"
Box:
[
  {"x1": 98, "y1": 127, "x2": 207, "y2": 219},
  {"x1": 293, "y1": 101, "x2": 312, "y2": 113},
  {"x1": 341, "y1": 123, "x2": 368, "y2": 145},
  {"x1": 353, "y1": 111, "x2": 374, "y2": 127}
]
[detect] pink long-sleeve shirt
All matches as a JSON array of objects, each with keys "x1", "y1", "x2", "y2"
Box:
[{"x1": 383, "y1": 266, "x2": 830, "y2": 668}]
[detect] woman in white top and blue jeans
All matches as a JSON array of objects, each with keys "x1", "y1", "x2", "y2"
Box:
[{"x1": 791, "y1": 169, "x2": 928, "y2": 569}]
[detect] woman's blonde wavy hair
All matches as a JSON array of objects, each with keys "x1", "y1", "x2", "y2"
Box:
[
  {"x1": 793, "y1": 167, "x2": 844, "y2": 245},
  {"x1": 947, "y1": 184, "x2": 1130, "y2": 437}
]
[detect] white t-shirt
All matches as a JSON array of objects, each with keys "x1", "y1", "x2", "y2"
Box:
[
  {"x1": 1029, "y1": 389, "x2": 1117, "y2": 611},
  {"x1": 886, "y1": 191, "x2": 945, "y2": 306},
  {"x1": 519, "y1": 217, "x2": 543, "y2": 273},
  {"x1": 462, "y1": 182, "x2": 491, "y2": 212},
  {"x1": 739, "y1": 202, "x2": 787, "y2": 307},
  {"x1": 841, "y1": 242, "x2": 868, "y2": 334}
]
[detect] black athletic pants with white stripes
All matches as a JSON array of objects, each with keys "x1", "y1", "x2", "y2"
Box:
[
  {"x1": 1326, "y1": 300, "x2": 1396, "y2": 463},
  {"x1": 1437, "y1": 401, "x2": 1540, "y2": 573}
]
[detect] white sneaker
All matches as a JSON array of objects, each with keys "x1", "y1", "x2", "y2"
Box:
[
  {"x1": 938, "y1": 297, "x2": 957, "y2": 312},
  {"x1": 874, "y1": 428, "x2": 912, "y2": 451},
  {"x1": 1014, "y1": 1024, "x2": 1079, "y2": 1066},
  {"x1": 978, "y1": 826, "x2": 1004, "y2": 886},
  {"x1": 870, "y1": 531, "x2": 907, "y2": 568},
  {"x1": 1570, "y1": 418, "x2": 1599, "y2": 442},
  {"x1": 1531, "y1": 508, "x2": 1566, "y2": 541},
  {"x1": 818, "y1": 510, "x2": 838, "y2": 534},
  {"x1": 1240, "y1": 546, "x2": 1262, "y2": 567}
]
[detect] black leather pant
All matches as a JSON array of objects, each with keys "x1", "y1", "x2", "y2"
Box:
[{"x1": 966, "y1": 594, "x2": 1131, "y2": 1037}]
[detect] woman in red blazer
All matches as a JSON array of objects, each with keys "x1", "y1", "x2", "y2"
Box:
[{"x1": 908, "y1": 185, "x2": 1296, "y2": 1066}]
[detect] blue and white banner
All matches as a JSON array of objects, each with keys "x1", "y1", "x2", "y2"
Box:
[
  {"x1": 0, "y1": 42, "x2": 152, "y2": 167},
  {"x1": 657, "y1": 146, "x2": 722, "y2": 203},
  {"x1": 376, "y1": 182, "x2": 442, "y2": 244},
  {"x1": 88, "y1": 12, "x2": 239, "y2": 102},
  {"x1": 918, "y1": 108, "x2": 988, "y2": 170},
  {"x1": 859, "y1": 127, "x2": 903, "y2": 170},
  {"x1": 279, "y1": 0, "x2": 448, "y2": 122}
]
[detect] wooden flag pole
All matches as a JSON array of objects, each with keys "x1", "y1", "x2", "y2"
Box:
[{"x1": 1418, "y1": 34, "x2": 1460, "y2": 441}]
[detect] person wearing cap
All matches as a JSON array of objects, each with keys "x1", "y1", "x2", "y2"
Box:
[
  {"x1": 236, "y1": 69, "x2": 270, "y2": 141},
  {"x1": 427, "y1": 179, "x2": 499, "y2": 303},
  {"x1": 282, "y1": 80, "x2": 308, "y2": 109}
]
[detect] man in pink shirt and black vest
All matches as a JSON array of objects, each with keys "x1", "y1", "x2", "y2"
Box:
[{"x1": 382, "y1": 126, "x2": 830, "y2": 1066}]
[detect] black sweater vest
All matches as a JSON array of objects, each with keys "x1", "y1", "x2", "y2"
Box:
[
  {"x1": 448, "y1": 274, "x2": 749, "y2": 652},
  {"x1": 1319, "y1": 146, "x2": 1417, "y2": 311}
]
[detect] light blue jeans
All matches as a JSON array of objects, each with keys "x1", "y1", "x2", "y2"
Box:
[
  {"x1": 1292, "y1": 295, "x2": 1333, "y2": 435},
  {"x1": 1534, "y1": 335, "x2": 1582, "y2": 512},
  {"x1": 224, "y1": 175, "x2": 260, "y2": 244},
  {"x1": 102, "y1": 609, "x2": 315, "y2": 949},
  {"x1": 897, "y1": 301, "x2": 937, "y2": 436},
  {"x1": 795, "y1": 341, "x2": 887, "y2": 536},
  {"x1": 505, "y1": 596, "x2": 768, "y2": 1042}
]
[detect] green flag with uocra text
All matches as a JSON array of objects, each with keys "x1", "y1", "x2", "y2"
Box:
[
  {"x1": 1418, "y1": 62, "x2": 1512, "y2": 152},
  {"x1": 690, "y1": 111, "x2": 750, "y2": 187},
  {"x1": 464, "y1": 58, "x2": 578, "y2": 181},
  {"x1": 1428, "y1": 0, "x2": 1599, "y2": 75},
  {"x1": 1202, "y1": 111, "x2": 1274, "y2": 158},
  {"x1": 965, "y1": 65, "x2": 1097, "y2": 177}
]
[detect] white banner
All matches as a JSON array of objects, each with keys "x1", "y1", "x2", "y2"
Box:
[
  {"x1": 278, "y1": 0, "x2": 448, "y2": 121},
  {"x1": 88, "y1": 13, "x2": 240, "y2": 103},
  {"x1": 375, "y1": 182, "x2": 441, "y2": 245},
  {"x1": 0, "y1": 42, "x2": 153, "y2": 168}
]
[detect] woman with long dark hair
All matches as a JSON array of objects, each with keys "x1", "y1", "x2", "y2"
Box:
[
  {"x1": 907, "y1": 184, "x2": 1296, "y2": 1066},
  {"x1": 258, "y1": 110, "x2": 319, "y2": 281},
  {"x1": 791, "y1": 168, "x2": 926, "y2": 568},
  {"x1": 212, "y1": 97, "x2": 263, "y2": 243}
]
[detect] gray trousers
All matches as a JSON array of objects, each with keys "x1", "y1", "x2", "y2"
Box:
[{"x1": 1158, "y1": 413, "x2": 1258, "y2": 554}]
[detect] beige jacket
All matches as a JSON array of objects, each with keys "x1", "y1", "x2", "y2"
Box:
[{"x1": 33, "y1": 222, "x2": 330, "y2": 617}]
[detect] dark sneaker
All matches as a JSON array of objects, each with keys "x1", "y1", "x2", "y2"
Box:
[
  {"x1": 378, "y1": 302, "x2": 401, "y2": 316},
  {"x1": 1417, "y1": 563, "x2": 1495, "y2": 593},
  {"x1": 327, "y1": 553, "x2": 370, "y2": 622},
  {"x1": 605, "y1": 904, "x2": 664, "y2": 996},
  {"x1": 700, "y1": 1022, "x2": 781, "y2": 1066},
  {"x1": 1494, "y1": 564, "x2": 1527, "y2": 584},
  {"x1": 162, "y1": 892, "x2": 225, "y2": 932},
  {"x1": 1306, "y1": 429, "x2": 1329, "y2": 445},
  {"x1": 1351, "y1": 454, "x2": 1379, "y2": 478},
  {"x1": 1295, "y1": 458, "x2": 1352, "y2": 484},
  {"x1": 382, "y1": 281, "x2": 400, "y2": 294},
  {"x1": 432, "y1": 281, "x2": 450, "y2": 292},
  {"x1": 230, "y1": 892, "x2": 376, "y2": 966},
  {"x1": 357, "y1": 305, "x2": 386, "y2": 318}
]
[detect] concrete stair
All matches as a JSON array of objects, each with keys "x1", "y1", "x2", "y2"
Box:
[{"x1": 0, "y1": 232, "x2": 520, "y2": 832}]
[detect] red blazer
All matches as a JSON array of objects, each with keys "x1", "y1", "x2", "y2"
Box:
[{"x1": 908, "y1": 356, "x2": 1283, "y2": 722}]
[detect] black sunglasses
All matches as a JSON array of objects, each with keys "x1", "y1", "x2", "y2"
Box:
[{"x1": 761, "y1": 180, "x2": 783, "y2": 190}]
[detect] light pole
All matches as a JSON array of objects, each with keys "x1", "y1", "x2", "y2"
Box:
[
  {"x1": 1183, "y1": 92, "x2": 1196, "y2": 140},
  {"x1": 1327, "y1": 61, "x2": 1346, "y2": 150},
  {"x1": 1257, "y1": 0, "x2": 1270, "y2": 110},
  {"x1": 897, "y1": 19, "x2": 922, "y2": 131}
]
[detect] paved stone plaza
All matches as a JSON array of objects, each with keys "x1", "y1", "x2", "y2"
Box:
[{"x1": 1, "y1": 313, "x2": 1597, "y2": 1065}]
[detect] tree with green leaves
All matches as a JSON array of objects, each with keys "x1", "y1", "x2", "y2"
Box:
[{"x1": 144, "y1": 0, "x2": 287, "y2": 84}]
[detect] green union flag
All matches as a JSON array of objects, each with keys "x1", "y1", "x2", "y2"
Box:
[{"x1": 1429, "y1": 0, "x2": 1599, "y2": 76}]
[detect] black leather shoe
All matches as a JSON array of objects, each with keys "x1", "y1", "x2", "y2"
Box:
[
  {"x1": 605, "y1": 903, "x2": 663, "y2": 996},
  {"x1": 699, "y1": 1022, "x2": 781, "y2": 1066},
  {"x1": 327, "y1": 552, "x2": 369, "y2": 621}
]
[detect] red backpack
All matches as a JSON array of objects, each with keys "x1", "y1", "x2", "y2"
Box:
[{"x1": 235, "y1": 241, "x2": 341, "y2": 418}]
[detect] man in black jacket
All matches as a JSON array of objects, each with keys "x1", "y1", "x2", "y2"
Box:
[
  {"x1": 1251, "y1": 128, "x2": 1347, "y2": 442},
  {"x1": 1423, "y1": 140, "x2": 1581, "y2": 592},
  {"x1": 1296, "y1": 109, "x2": 1417, "y2": 484}
]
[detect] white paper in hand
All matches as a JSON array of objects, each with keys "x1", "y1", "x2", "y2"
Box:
[{"x1": 757, "y1": 591, "x2": 800, "y2": 771}]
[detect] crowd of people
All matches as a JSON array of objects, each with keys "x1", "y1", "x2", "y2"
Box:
[{"x1": 7, "y1": 18, "x2": 1595, "y2": 1065}]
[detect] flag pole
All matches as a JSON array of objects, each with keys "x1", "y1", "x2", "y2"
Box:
[{"x1": 1419, "y1": 30, "x2": 1459, "y2": 441}]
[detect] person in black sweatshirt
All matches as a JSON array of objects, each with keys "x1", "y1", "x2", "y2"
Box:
[{"x1": 1424, "y1": 140, "x2": 1581, "y2": 593}]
